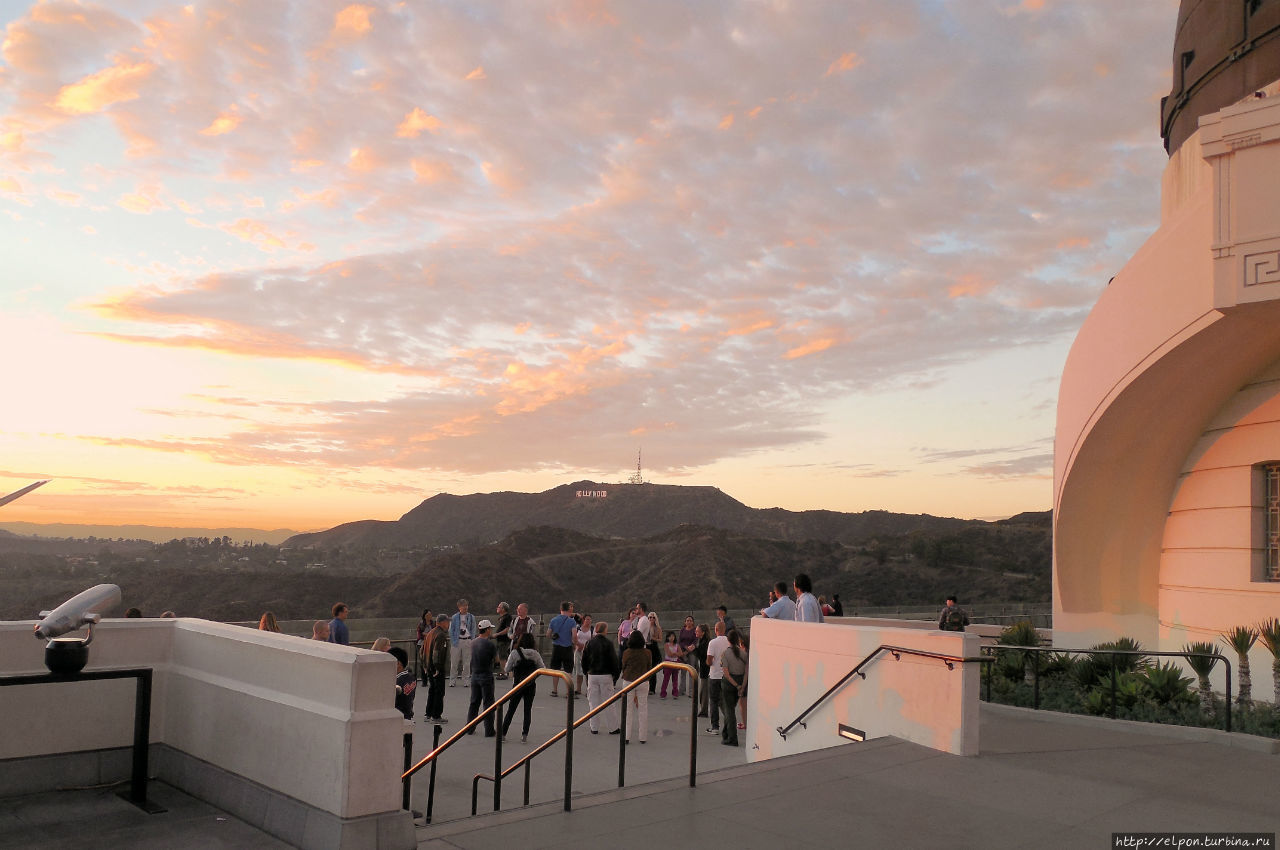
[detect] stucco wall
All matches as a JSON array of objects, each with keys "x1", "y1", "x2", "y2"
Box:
[
  {"x1": 746, "y1": 618, "x2": 980, "y2": 762},
  {"x1": 1161, "y1": 357, "x2": 1280, "y2": 701}
]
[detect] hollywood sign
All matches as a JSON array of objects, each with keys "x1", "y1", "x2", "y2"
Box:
[{"x1": 576, "y1": 490, "x2": 608, "y2": 498}]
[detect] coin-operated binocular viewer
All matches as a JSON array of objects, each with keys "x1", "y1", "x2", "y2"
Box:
[{"x1": 33, "y1": 584, "x2": 122, "y2": 674}]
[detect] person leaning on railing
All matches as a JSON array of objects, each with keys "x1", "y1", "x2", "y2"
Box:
[{"x1": 793, "y1": 574, "x2": 824, "y2": 623}]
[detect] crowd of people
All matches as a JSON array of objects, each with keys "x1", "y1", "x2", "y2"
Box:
[{"x1": 250, "y1": 572, "x2": 946, "y2": 749}]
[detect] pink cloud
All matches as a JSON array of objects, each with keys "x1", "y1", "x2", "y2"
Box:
[
  {"x1": 54, "y1": 60, "x2": 154, "y2": 114},
  {"x1": 396, "y1": 107, "x2": 442, "y2": 138},
  {"x1": 333, "y1": 5, "x2": 375, "y2": 38},
  {"x1": 823, "y1": 52, "x2": 863, "y2": 77}
]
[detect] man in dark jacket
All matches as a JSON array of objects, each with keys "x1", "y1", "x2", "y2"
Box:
[
  {"x1": 581, "y1": 621, "x2": 621, "y2": 734},
  {"x1": 423, "y1": 614, "x2": 450, "y2": 723},
  {"x1": 938, "y1": 596, "x2": 970, "y2": 631},
  {"x1": 466, "y1": 620, "x2": 498, "y2": 736}
]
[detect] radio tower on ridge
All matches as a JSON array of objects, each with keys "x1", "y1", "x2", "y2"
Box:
[{"x1": 628, "y1": 449, "x2": 645, "y2": 485}]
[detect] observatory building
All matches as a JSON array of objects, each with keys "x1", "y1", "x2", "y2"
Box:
[{"x1": 1054, "y1": 1, "x2": 1280, "y2": 699}]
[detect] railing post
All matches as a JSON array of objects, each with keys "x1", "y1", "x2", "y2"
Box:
[
  {"x1": 1225, "y1": 658, "x2": 1232, "y2": 734},
  {"x1": 984, "y1": 648, "x2": 992, "y2": 702},
  {"x1": 1032, "y1": 648, "x2": 1040, "y2": 710},
  {"x1": 130, "y1": 669, "x2": 152, "y2": 809},
  {"x1": 425, "y1": 723, "x2": 441, "y2": 824},
  {"x1": 563, "y1": 680, "x2": 574, "y2": 812},
  {"x1": 689, "y1": 673, "x2": 698, "y2": 787},
  {"x1": 401, "y1": 728, "x2": 413, "y2": 811},
  {"x1": 618, "y1": 688, "x2": 628, "y2": 788},
  {"x1": 1109, "y1": 653, "x2": 1117, "y2": 720},
  {"x1": 493, "y1": 718, "x2": 503, "y2": 812}
]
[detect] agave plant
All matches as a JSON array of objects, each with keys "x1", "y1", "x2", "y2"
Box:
[
  {"x1": 1183, "y1": 641, "x2": 1219, "y2": 719},
  {"x1": 1140, "y1": 661, "x2": 1194, "y2": 706},
  {"x1": 1220, "y1": 625, "x2": 1258, "y2": 706},
  {"x1": 1257, "y1": 618, "x2": 1280, "y2": 710},
  {"x1": 1070, "y1": 654, "x2": 1102, "y2": 691}
]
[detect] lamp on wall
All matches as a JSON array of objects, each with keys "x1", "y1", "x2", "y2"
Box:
[{"x1": 837, "y1": 723, "x2": 865, "y2": 742}]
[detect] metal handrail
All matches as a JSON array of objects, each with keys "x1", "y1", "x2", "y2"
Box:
[
  {"x1": 777, "y1": 644, "x2": 990, "y2": 740},
  {"x1": 401, "y1": 668, "x2": 575, "y2": 819},
  {"x1": 471, "y1": 661, "x2": 699, "y2": 816},
  {"x1": 980, "y1": 644, "x2": 1234, "y2": 733}
]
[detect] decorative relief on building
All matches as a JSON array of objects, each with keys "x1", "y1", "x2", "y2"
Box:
[
  {"x1": 1226, "y1": 132, "x2": 1263, "y2": 150},
  {"x1": 1244, "y1": 251, "x2": 1280, "y2": 287}
]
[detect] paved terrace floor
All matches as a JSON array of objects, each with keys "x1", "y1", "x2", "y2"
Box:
[{"x1": 4, "y1": 696, "x2": 1278, "y2": 849}]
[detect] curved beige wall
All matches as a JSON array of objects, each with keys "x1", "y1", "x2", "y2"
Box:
[
  {"x1": 1161, "y1": 358, "x2": 1280, "y2": 700},
  {"x1": 1055, "y1": 91, "x2": 1280, "y2": 664}
]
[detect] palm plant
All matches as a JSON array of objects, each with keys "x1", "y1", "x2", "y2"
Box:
[
  {"x1": 1257, "y1": 618, "x2": 1280, "y2": 709},
  {"x1": 996, "y1": 620, "x2": 1042, "y2": 683},
  {"x1": 1220, "y1": 625, "x2": 1258, "y2": 706},
  {"x1": 1088, "y1": 636, "x2": 1148, "y2": 678},
  {"x1": 1183, "y1": 641, "x2": 1219, "y2": 719}
]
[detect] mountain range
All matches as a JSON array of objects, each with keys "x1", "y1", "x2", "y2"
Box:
[
  {"x1": 284, "y1": 481, "x2": 985, "y2": 550},
  {"x1": 1, "y1": 482, "x2": 1052, "y2": 619}
]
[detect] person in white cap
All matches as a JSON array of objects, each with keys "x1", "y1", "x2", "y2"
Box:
[{"x1": 466, "y1": 619, "x2": 498, "y2": 736}]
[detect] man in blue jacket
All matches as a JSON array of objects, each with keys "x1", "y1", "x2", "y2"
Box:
[
  {"x1": 547, "y1": 601, "x2": 577, "y2": 697},
  {"x1": 449, "y1": 599, "x2": 477, "y2": 687},
  {"x1": 327, "y1": 603, "x2": 350, "y2": 645}
]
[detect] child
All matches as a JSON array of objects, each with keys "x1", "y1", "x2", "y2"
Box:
[
  {"x1": 659, "y1": 632, "x2": 681, "y2": 698},
  {"x1": 389, "y1": 646, "x2": 416, "y2": 720}
]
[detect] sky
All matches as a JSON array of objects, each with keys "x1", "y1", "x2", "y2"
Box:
[{"x1": 0, "y1": 0, "x2": 1179, "y2": 532}]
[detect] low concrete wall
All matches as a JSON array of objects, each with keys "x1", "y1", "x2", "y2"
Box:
[
  {"x1": 0, "y1": 618, "x2": 413, "y2": 850},
  {"x1": 746, "y1": 617, "x2": 981, "y2": 762}
]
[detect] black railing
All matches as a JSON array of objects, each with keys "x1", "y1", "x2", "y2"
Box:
[
  {"x1": 776, "y1": 645, "x2": 990, "y2": 740},
  {"x1": 980, "y1": 644, "x2": 1234, "y2": 733},
  {"x1": 401, "y1": 668, "x2": 575, "y2": 820},
  {"x1": 470, "y1": 661, "x2": 699, "y2": 816}
]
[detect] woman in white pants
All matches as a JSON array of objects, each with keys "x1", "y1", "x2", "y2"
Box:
[{"x1": 618, "y1": 631, "x2": 651, "y2": 744}]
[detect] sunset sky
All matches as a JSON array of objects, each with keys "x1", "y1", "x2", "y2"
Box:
[{"x1": 1, "y1": 0, "x2": 1179, "y2": 532}]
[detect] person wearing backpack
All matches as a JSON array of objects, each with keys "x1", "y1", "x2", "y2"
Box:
[
  {"x1": 938, "y1": 596, "x2": 970, "y2": 632},
  {"x1": 501, "y1": 632, "x2": 546, "y2": 742}
]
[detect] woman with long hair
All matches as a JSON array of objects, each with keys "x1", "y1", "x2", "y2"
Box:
[
  {"x1": 415, "y1": 608, "x2": 432, "y2": 681},
  {"x1": 645, "y1": 611, "x2": 662, "y2": 693},
  {"x1": 694, "y1": 623, "x2": 711, "y2": 717},
  {"x1": 720, "y1": 628, "x2": 748, "y2": 746},
  {"x1": 677, "y1": 615, "x2": 697, "y2": 697},
  {"x1": 501, "y1": 632, "x2": 546, "y2": 743},
  {"x1": 619, "y1": 631, "x2": 651, "y2": 744},
  {"x1": 574, "y1": 613, "x2": 594, "y2": 692},
  {"x1": 494, "y1": 602, "x2": 513, "y2": 679},
  {"x1": 660, "y1": 632, "x2": 681, "y2": 698},
  {"x1": 258, "y1": 611, "x2": 281, "y2": 632}
]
